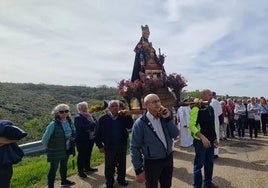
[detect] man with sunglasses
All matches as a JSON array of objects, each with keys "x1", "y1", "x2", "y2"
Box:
[
  {"x1": 42, "y1": 104, "x2": 76, "y2": 188},
  {"x1": 130, "y1": 93, "x2": 179, "y2": 188}
]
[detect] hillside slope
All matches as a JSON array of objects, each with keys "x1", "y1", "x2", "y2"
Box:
[{"x1": 0, "y1": 82, "x2": 120, "y2": 142}]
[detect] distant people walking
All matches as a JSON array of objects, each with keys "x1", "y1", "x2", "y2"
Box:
[
  {"x1": 220, "y1": 101, "x2": 228, "y2": 140},
  {"x1": 210, "y1": 92, "x2": 222, "y2": 158},
  {"x1": 74, "y1": 101, "x2": 98, "y2": 178},
  {"x1": 130, "y1": 93, "x2": 179, "y2": 188},
  {"x1": 189, "y1": 89, "x2": 218, "y2": 188},
  {"x1": 242, "y1": 99, "x2": 249, "y2": 129},
  {"x1": 94, "y1": 100, "x2": 133, "y2": 188},
  {"x1": 260, "y1": 97, "x2": 268, "y2": 136},
  {"x1": 177, "y1": 99, "x2": 193, "y2": 147},
  {"x1": 247, "y1": 97, "x2": 260, "y2": 139},
  {"x1": 226, "y1": 99, "x2": 235, "y2": 138},
  {"x1": 234, "y1": 99, "x2": 246, "y2": 139},
  {"x1": 42, "y1": 104, "x2": 76, "y2": 188}
]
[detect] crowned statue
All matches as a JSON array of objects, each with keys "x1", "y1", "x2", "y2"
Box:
[
  {"x1": 118, "y1": 25, "x2": 186, "y2": 109},
  {"x1": 131, "y1": 25, "x2": 166, "y2": 82}
]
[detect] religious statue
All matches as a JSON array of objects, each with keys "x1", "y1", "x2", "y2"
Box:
[{"x1": 130, "y1": 25, "x2": 166, "y2": 82}]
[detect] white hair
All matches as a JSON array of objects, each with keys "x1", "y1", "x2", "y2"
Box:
[
  {"x1": 144, "y1": 93, "x2": 158, "y2": 103},
  {"x1": 76, "y1": 101, "x2": 88, "y2": 112},
  {"x1": 108, "y1": 100, "x2": 120, "y2": 108},
  {"x1": 52, "y1": 104, "x2": 70, "y2": 115}
]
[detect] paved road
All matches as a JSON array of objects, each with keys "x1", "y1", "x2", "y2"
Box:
[{"x1": 44, "y1": 132, "x2": 268, "y2": 188}]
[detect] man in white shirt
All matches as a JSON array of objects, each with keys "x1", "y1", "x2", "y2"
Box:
[
  {"x1": 177, "y1": 99, "x2": 193, "y2": 147},
  {"x1": 210, "y1": 92, "x2": 222, "y2": 158}
]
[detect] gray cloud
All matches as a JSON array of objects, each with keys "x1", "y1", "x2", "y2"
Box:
[{"x1": 0, "y1": 0, "x2": 268, "y2": 97}]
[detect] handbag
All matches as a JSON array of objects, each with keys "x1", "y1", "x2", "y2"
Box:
[
  {"x1": 234, "y1": 114, "x2": 239, "y2": 120},
  {"x1": 224, "y1": 117, "x2": 228, "y2": 124},
  {"x1": 254, "y1": 114, "x2": 261, "y2": 121}
]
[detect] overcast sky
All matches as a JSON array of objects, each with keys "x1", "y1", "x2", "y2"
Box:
[{"x1": 0, "y1": 0, "x2": 267, "y2": 97}]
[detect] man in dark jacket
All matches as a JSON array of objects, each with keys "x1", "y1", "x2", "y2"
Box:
[{"x1": 94, "y1": 100, "x2": 133, "y2": 188}]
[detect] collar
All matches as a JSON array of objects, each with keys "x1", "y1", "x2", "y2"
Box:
[
  {"x1": 109, "y1": 112, "x2": 118, "y2": 120},
  {"x1": 146, "y1": 111, "x2": 159, "y2": 120}
]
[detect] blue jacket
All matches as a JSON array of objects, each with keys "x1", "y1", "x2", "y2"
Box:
[{"x1": 130, "y1": 114, "x2": 178, "y2": 175}]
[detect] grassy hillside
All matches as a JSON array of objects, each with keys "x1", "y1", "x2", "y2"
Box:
[{"x1": 0, "y1": 82, "x2": 120, "y2": 142}]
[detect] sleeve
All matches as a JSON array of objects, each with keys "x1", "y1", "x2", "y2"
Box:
[
  {"x1": 189, "y1": 107, "x2": 199, "y2": 139},
  {"x1": 130, "y1": 120, "x2": 144, "y2": 175},
  {"x1": 165, "y1": 118, "x2": 179, "y2": 138},
  {"x1": 93, "y1": 116, "x2": 104, "y2": 148},
  {"x1": 123, "y1": 115, "x2": 133, "y2": 129},
  {"x1": 74, "y1": 116, "x2": 88, "y2": 133},
  {"x1": 41, "y1": 122, "x2": 55, "y2": 145}
]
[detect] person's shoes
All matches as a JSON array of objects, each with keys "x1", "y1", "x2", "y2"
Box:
[
  {"x1": 84, "y1": 167, "x2": 98, "y2": 173},
  {"x1": 214, "y1": 155, "x2": 219, "y2": 159},
  {"x1": 61, "y1": 179, "x2": 75, "y2": 186},
  {"x1": 78, "y1": 172, "x2": 87, "y2": 178},
  {"x1": 118, "y1": 180, "x2": 129, "y2": 186},
  {"x1": 203, "y1": 182, "x2": 219, "y2": 188}
]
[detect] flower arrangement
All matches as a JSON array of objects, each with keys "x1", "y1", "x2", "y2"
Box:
[{"x1": 118, "y1": 73, "x2": 187, "y2": 108}]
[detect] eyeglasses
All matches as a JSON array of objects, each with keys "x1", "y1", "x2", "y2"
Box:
[
  {"x1": 149, "y1": 99, "x2": 161, "y2": 104},
  {"x1": 58, "y1": 110, "x2": 69, "y2": 114}
]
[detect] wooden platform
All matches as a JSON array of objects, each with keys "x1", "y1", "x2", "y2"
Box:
[{"x1": 155, "y1": 87, "x2": 177, "y2": 108}]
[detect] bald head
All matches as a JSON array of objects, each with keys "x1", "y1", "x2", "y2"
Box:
[
  {"x1": 144, "y1": 93, "x2": 161, "y2": 116},
  {"x1": 201, "y1": 89, "x2": 212, "y2": 103},
  {"x1": 144, "y1": 93, "x2": 159, "y2": 103}
]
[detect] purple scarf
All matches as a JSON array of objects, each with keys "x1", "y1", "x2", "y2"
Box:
[{"x1": 80, "y1": 112, "x2": 95, "y2": 123}]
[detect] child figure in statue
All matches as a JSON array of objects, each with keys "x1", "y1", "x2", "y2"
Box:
[{"x1": 131, "y1": 25, "x2": 165, "y2": 82}]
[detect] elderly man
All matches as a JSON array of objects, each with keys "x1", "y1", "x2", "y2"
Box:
[
  {"x1": 190, "y1": 89, "x2": 219, "y2": 188},
  {"x1": 130, "y1": 93, "x2": 179, "y2": 188},
  {"x1": 94, "y1": 100, "x2": 133, "y2": 188}
]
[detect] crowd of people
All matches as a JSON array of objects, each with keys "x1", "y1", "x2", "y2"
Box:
[
  {"x1": 39, "y1": 93, "x2": 179, "y2": 188},
  {"x1": 2, "y1": 90, "x2": 267, "y2": 188},
  {"x1": 216, "y1": 95, "x2": 267, "y2": 140}
]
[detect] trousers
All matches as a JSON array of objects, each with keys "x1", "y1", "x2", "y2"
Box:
[
  {"x1": 193, "y1": 139, "x2": 214, "y2": 188},
  {"x1": 144, "y1": 153, "x2": 174, "y2": 188}
]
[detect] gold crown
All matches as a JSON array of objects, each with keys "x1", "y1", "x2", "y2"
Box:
[{"x1": 141, "y1": 25, "x2": 149, "y2": 32}]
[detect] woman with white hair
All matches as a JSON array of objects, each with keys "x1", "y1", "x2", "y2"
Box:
[
  {"x1": 74, "y1": 101, "x2": 98, "y2": 178},
  {"x1": 42, "y1": 104, "x2": 76, "y2": 188}
]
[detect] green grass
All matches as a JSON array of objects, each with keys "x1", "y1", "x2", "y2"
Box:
[{"x1": 11, "y1": 146, "x2": 104, "y2": 188}]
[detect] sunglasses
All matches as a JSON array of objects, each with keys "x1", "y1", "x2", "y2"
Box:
[{"x1": 58, "y1": 110, "x2": 69, "y2": 114}]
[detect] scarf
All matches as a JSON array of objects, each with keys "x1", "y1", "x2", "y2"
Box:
[{"x1": 79, "y1": 112, "x2": 95, "y2": 123}]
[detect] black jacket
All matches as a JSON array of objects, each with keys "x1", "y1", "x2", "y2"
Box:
[{"x1": 94, "y1": 113, "x2": 133, "y2": 149}]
